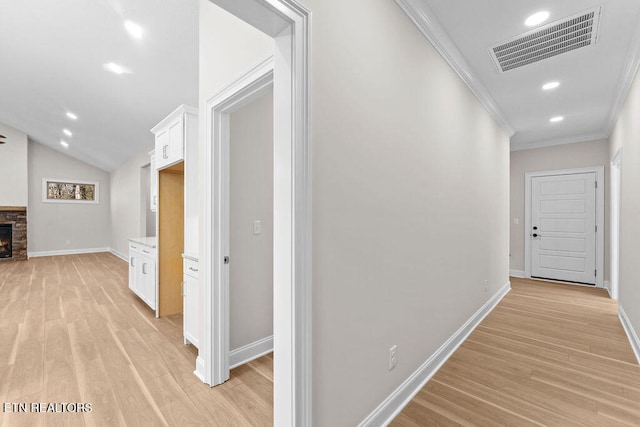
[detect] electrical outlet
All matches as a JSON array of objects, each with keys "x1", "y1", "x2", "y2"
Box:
[
  {"x1": 483, "y1": 279, "x2": 489, "y2": 293},
  {"x1": 513, "y1": 218, "x2": 519, "y2": 225},
  {"x1": 65, "y1": 239, "x2": 71, "y2": 245},
  {"x1": 389, "y1": 345, "x2": 398, "y2": 371}
]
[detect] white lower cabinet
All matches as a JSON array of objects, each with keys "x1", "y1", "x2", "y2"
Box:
[
  {"x1": 129, "y1": 240, "x2": 157, "y2": 311},
  {"x1": 183, "y1": 256, "x2": 199, "y2": 348}
]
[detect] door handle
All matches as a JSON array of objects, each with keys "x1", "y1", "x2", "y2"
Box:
[
  {"x1": 224, "y1": 256, "x2": 230, "y2": 264},
  {"x1": 532, "y1": 233, "x2": 541, "y2": 238}
]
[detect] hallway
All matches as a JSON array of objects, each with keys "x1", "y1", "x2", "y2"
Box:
[{"x1": 392, "y1": 277, "x2": 640, "y2": 426}]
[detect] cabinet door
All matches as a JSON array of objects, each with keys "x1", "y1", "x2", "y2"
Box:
[
  {"x1": 128, "y1": 252, "x2": 137, "y2": 292},
  {"x1": 167, "y1": 117, "x2": 184, "y2": 164},
  {"x1": 149, "y1": 152, "x2": 158, "y2": 212},
  {"x1": 141, "y1": 256, "x2": 157, "y2": 310},
  {"x1": 129, "y1": 244, "x2": 141, "y2": 294},
  {"x1": 154, "y1": 116, "x2": 184, "y2": 170},
  {"x1": 183, "y1": 275, "x2": 199, "y2": 348},
  {"x1": 155, "y1": 129, "x2": 171, "y2": 170}
]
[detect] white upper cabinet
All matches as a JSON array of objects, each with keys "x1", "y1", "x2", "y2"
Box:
[{"x1": 151, "y1": 105, "x2": 198, "y2": 170}]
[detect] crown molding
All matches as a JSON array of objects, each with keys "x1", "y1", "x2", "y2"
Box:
[
  {"x1": 510, "y1": 132, "x2": 609, "y2": 152},
  {"x1": 604, "y1": 13, "x2": 640, "y2": 137},
  {"x1": 394, "y1": 0, "x2": 514, "y2": 136}
]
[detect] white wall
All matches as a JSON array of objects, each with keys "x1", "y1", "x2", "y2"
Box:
[
  {"x1": 229, "y1": 89, "x2": 274, "y2": 351},
  {"x1": 198, "y1": 0, "x2": 273, "y2": 355},
  {"x1": 110, "y1": 147, "x2": 154, "y2": 258},
  {"x1": 0, "y1": 122, "x2": 28, "y2": 207},
  {"x1": 609, "y1": 63, "x2": 640, "y2": 348},
  {"x1": 303, "y1": 0, "x2": 509, "y2": 424},
  {"x1": 510, "y1": 139, "x2": 610, "y2": 279},
  {"x1": 199, "y1": 1, "x2": 509, "y2": 424},
  {"x1": 27, "y1": 141, "x2": 111, "y2": 254}
]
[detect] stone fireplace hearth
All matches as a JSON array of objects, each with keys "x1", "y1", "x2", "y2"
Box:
[{"x1": 0, "y1": 207, "x2": 27, "y2": 262}]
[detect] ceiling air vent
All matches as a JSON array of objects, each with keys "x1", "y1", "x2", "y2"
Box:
[{"x1": 490, "y1": 7, "x2": 602, "y2": 73}]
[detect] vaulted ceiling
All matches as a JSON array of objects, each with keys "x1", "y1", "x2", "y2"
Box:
[
  {"x1": 0, "y1": 0, "x2": 199, "y2": 171},
  {"x1": 3, "y1": 1, "x2": 640, "y2": 170},
  {"x1": 397, "y1": 0, "x2": 640, "y2": 150}
]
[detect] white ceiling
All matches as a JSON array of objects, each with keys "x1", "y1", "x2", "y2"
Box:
[
  {"x1": 399, "y1": 0, "x2": 640, "y2": 150},
  {"x1": 4, "y1": 1, "x2": 640, "y2": 166},
  {"x1": 0, "y1": 0, "x2": 199, "y2": 171}
]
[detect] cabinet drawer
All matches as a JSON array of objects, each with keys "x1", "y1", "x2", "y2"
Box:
[
  {"x1": 139, "y1": 245, "x2": 156, "y2": 259},
  {"x1": 184, "y1": 258, "x2": 199, "y2": 279}
]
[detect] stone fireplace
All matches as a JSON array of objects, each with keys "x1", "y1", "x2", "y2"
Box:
[{"x1": 0, "y1": 207, "x2": 27, "y2": 261}]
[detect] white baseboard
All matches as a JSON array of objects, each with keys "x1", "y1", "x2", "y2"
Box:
[
  {"x1": 229, "y1": 335, "x2": 274, "y2": 369},
  {"x1": 28, "y1": 247, "x2": 111, "y2": 258},
  {"x1": 603, "y1": 281, "x2": 611, "y2": 296},
  {"x1": 109, "y1": 248, "x2": 127, "y2": 262},
  {"x1": 509, "y1": 269, "x2": 525, "y2": 278},
  {"x1": 619, "y1": 305, "x2": 640, "y2": 365},
  {"x1": 358, "y1": 281, "x2": 511, "y2": 427},
  {"x1": 194, "y1": 356, "x2": 207, "y2": 384}
]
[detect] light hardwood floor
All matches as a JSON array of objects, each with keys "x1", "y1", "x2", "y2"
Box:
[
  {"x1": 392, "y1": 277, "x2": 640, "y2": 426},
  {"x1": 0, "y1": 253, "x2": 273, "y2": 426}
]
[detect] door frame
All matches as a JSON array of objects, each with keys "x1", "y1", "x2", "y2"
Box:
[
  {"x1": 203, "y1": 55, "x2": 274, "y2": 384},
  {"x1": 524, "y1": 166, "x2": 604, "y2": 287},
  {"x1": 610, "y1": 149, "x2": 623, "y2": 299},
  {"x1": 200, "y1": 2, "x2": 311, "y2": 426}
]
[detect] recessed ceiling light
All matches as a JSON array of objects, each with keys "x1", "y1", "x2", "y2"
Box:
[
  {"x1": 525, "y1": 11, "x2": 550, "y2": 27},
  {"x1": 124, "y1": 20, "x2": 143, "y2": 39},
  {"x1": 542, "y1": 81, "x2": 560, "y2": 90},
  {"x1": 104, "y1": 62, "x2": 128, "y2": 75},
  {"x1": 550, "y1": 116, "x2": 564, "y2": 123},
  {"x1": 60, "y1": 141, "x2": 69, "y2": 148},
  {"x1": 66, "y1": 112, "x2": 78, "y2": 120},
  {"x1": 63, "y1": 129, "x2": 72, "y2": 137}
]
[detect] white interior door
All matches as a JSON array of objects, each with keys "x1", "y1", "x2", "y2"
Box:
[{"x1": 531, "y1": 172, "x2": 597, "y2": 285}]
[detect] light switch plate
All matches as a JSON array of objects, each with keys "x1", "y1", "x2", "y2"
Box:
[{"x1": 253, "y1": 220, "x2": 262, "y2": 235}]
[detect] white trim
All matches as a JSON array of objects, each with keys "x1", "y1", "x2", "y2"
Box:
[
  {"x1": 194, "y1": 357, "x2": 206, "y2": 382},
  {"x1": 510, "y1": 132, "x2": 609, "y2": 152},
  {"x1": 603, "y1": 281, "x2": 611, "y2": 297},
  {"x1": 509, "y1": 269, "x2": 525, "y2": 278},
  {"x1": 28, "y1": 247, "x2": 110, "y2": 258},
  {"x1": 524, "y1": 167, "x2": 605, "y2": 288},
  {"x1": 150, "y1": 104, "x2": 199, "y2": 134},
  {"x1": 42, "y1": 178, "x2": 100, "y2": 204},
  {"x1": 204, "y1": 56, "x2": 274, "y2": 390},
  {"x1": 610, "y1": 148, "x2": 623, "y2": 300},
  {"x1": 604, "y1": 19, "x2": 640, "y2": 137},
  {"x1": 202, "y1": 2, "x2": 311, "y2": 425},
  {"x1": 230, "y1": 335, "x2": 274, "y2": 369},
  {"x1": 619, "y1": 305, "x2": 640, "y2": 365},
  {"x1": 110, "y1": 248, "x2": 127, "y2": 261},
  {"x1": 393, "y1": 0, "x2": 513, "y2": 136},
  {"x1": 359, "y1": 281, "x2": 511, "y2": 427}
]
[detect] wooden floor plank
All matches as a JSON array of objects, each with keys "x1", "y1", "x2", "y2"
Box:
[
  {"x1": 392, "y1": 277, "x2": 640, "y2": 426},
  {"x1": 0, "y1": 253, "x2": 273, "y2": 426}
]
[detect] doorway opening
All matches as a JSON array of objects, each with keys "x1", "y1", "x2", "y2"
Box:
[
  {"x1": 201, "y1": 2, "x2": 311, "y2": 425},
  {"x1": 228, "y1": 85, "x2": 274, "y2": 369}
]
